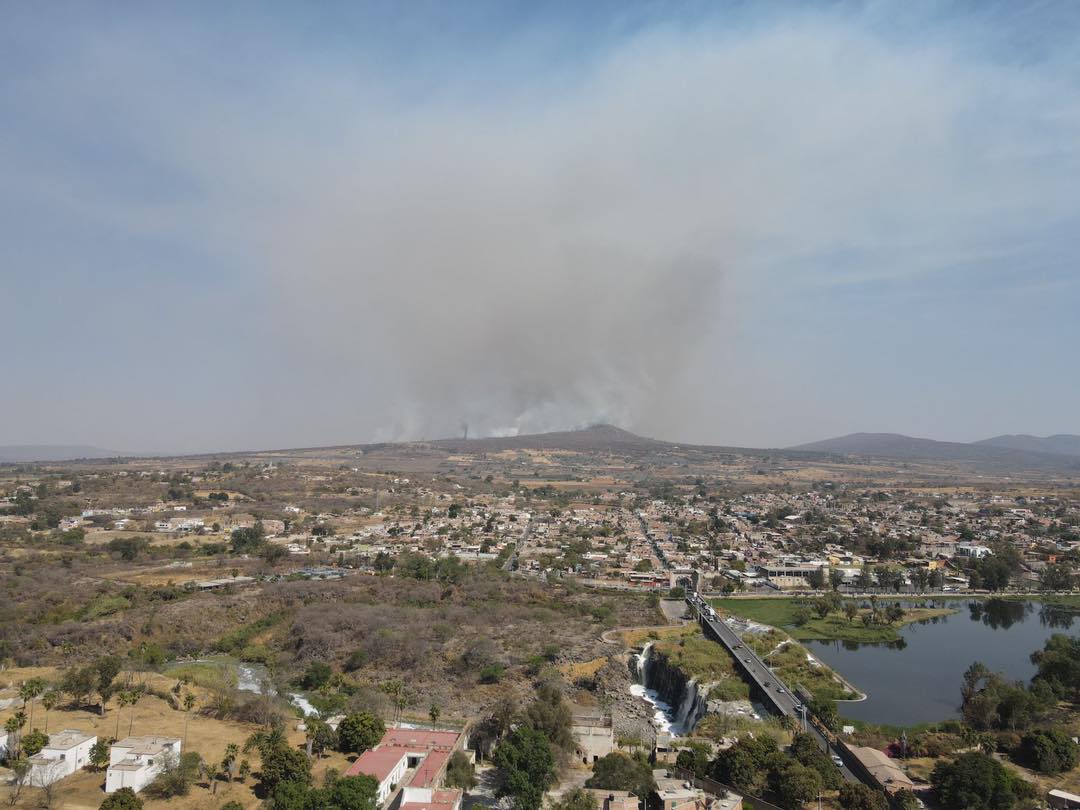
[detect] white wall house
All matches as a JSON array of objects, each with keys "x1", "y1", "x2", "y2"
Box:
[
  {"x1": 105, "y1": 735, "x2": 182, "y2": 794},
  {"x1": 28, "y1": 730, "x2": 97, "y2": 787}
]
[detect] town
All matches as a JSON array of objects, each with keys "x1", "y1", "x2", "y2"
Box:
[{"x1": 1, "y1": 427, "x2": 1078, "y2": 810}]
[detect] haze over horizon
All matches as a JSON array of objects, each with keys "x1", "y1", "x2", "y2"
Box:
[{"x1": 4, "y1": 1, "x2": 1080, "y2": 454}]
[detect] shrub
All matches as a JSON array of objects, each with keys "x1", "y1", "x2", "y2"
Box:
[
  {"x1": 99, "y1": 788, "x2": 143, "y2": 810},
  {"x1": 1016, "y1": 728, "x2": 1079, "y2": 774}
]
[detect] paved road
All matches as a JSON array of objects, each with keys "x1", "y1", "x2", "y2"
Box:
[
  {"x1": 638, "y1": 513, "x2": 672, "y2": 571},
  {"x1": 501, "y1": 518, "x2": 532, "y2": 572},
  {"x1": 687, "y1": 592, "x2": 859, "y2": 784}
]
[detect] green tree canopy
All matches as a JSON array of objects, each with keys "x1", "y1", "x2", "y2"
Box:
[
  {"x1": 99, "y1": 787, "x2": 143, "y2": 809},
  {"x1": 493, "y1": 726, "x2": 556, "y2": 810},
  {"x1": 585, "y1": 752, "x2": 656, "y2": 798},
  {"x1": 336, "y1": 712, "x2": 385, "y2": 756}
]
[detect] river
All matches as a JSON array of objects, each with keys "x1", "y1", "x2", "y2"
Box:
[{"x1": 804, "y1": 599, "x2": 1078, "y2": 727}]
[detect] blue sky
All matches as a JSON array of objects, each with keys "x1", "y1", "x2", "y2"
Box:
[{"x1": 2, "y1": 1, "x2": 1079, "y2": 452}]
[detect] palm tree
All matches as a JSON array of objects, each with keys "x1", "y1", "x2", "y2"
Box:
[
  {"x1": 204, "y1": 760, "x2": 221, "y2": 794},
  {"x1": 114, "y1": 692, "x2": 130, "y2": 739},
  {"x1": 126, "y1": 690, "x2": 141, "y2": 736},
  {"x1": 19, "y1": 678, "x2": 45, "y2": 729},
  {"x1": 41, "y1": 690, "x2": 58, "y2": 734},
  {"x1": 182, "y1": 692, "x2": 196, "y2": 747},
  {"x1": 223, "y1": 743, "x2": 239, "y2": 784},
  {"x1": 4, "y1": 716, "x2": 21, "y2": 758}
]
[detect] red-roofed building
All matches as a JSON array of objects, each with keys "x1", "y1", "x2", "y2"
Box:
[{"x1": 345, "y1": 726, "x2": 469, "y2": 808}]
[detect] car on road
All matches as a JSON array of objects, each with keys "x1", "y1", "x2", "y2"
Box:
[
  {"x1": 763, "y1": 681, "x2": 771, "y2": 688},
  {"x1": 744, "y1": 657, "x2": 752, "y2": 663},
  {"x1": 831, "y1": 754, "x2": 844, "y2": 767}
]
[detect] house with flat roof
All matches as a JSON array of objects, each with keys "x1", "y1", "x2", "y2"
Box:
[
  {"x1": 105, "y1": 735, "x2": 182, "y2": 794},
  {"x1": 28, "y1": 729, "x2": 96, "y2": 787}
]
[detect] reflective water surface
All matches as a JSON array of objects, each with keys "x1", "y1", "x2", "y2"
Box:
[{"x1": 803, "y1": 599, "x2": 1077, "y2": 727}]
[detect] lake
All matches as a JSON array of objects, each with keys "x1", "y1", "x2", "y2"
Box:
[{"x1": 803, "y1": 599, "x2": 1078, "y2": 727}]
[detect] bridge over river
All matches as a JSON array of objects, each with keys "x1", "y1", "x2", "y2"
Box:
[{"x1": 685, "y1": 592, "x2": 861, "y2": 786}]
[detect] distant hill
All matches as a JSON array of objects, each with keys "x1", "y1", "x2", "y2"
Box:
[
  {"x1": 430, "y1": 424, "x2": 670, "y2": 453},
  {"x1": 790, "y1": 432, "x2": 1080, "y2": 471},
  {"x1": 0, "y1": 445, "x2": 119, "y2": 463},
  {"x1": 974, "y1": 434, "x2": 1080, "y2": 457}
]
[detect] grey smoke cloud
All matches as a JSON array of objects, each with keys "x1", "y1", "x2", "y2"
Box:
[
  {"x1": 6, "y1": 5, "x2": 1080, "y2": 451},
  {"x1": 243, "y1": 15, "x2": 1078, "y2": 443}
]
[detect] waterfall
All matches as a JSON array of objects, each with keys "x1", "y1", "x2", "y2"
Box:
[
  {"x1": 633, "y1": 642, "x2": 654, "y2": 682},
  {"x1": 629, "y1": 642, "x2": 709, "y2": 736}
]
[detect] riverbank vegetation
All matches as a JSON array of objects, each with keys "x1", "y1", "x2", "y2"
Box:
[
  {"x1": 739, "y1": 628, "x2": 859, "y2": 703},
  {"x1": 711, "y1": 596, "x2": 955, "y2": 643},
  {"x1": 835, "y1": 633, "x2": 1080, "y2": 807}
]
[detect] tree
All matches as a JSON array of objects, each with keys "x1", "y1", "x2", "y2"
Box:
[
  {"x1": 445, "y1": 750, "x2": 476, "y2": 790},
  {"x1": 99, "y1": 788, "x2": 143, "y2": 810},
  {"x1": 204, "y1": 760, "x2": 222, "y2": 794},
  {"x1": 551, "y1": 789, "x2": 598, "y2": 810},
  {"x1": 493, "y1": 726, "x2": 556, "y2": 810},
  {"x1": 843, "y1": 601, "x2": 859, "y2": 623},
  {"x1": 828, "y1": 569, "x2": 845, "y2": 591},
  {"x1": 838, "y1": 783, "x2": 889, "y2": 810},
  {"x1": 522, "y1": 682, "x2": 573, "y2": 751},
  {"x1": 710, "y1": 735, "x2": 779, "y2": 794},
  {"x1": 60, "y1": 665, "x2": 96, "y2": 709},
  {"x1": 182, "y1": 692, "x2": 196, "y2": 746},
  {"x1": 789, "y1": 732, "x2": 841, "y2": 790},
  {"x1": 19, "y1": 678, "x2": 45, "y2": 729},
  {"x1": 1016, "y1": 729, "x2": 1079, "y2": 774},
  {"x1": 305, "y1": 719, "x2": 336, "y2": 758},
  {"x1": 299, "y1": 662, "x2": 333, "y2": 690},
  {"x1": 41, "y1": 690, "x2": 58, "y2": 734},
  {"x1": 808, "y1": 696, "x2": 840, "y2": 732},
  {"x1": 429, "y1": 704, "x2": 441, "y2": 725},
  {"x1": 1039, "y1": 562, "x2": 1074, "y2": 591},
  {"x1": 107, "y1": 537, "x2": 148, "y2": 561},
  {"x1": 774, "y1": 762, "x2": 823, "y2": 810},
  {"x1": 931, "y1": 752, "x2": 1025, "y2": 810},
  {"x1": 792, "y1": 605, "x2": 813, "y2": 626},
  {"x1": 231, "y1": 523, "x2": 266, "y2": 554},
  {"x1": 1031, "y1": 633, "x2": 1080, "y2": 701},
  {"x1": 89, "y1": 739, "x2": 111, "y2": 770},
  {"x1": 586, "y1": 752, "x2": 656, "y2": 797},
  {"x1": 145, "y1": 751, "x2": 203, "y2": 798},
  {"x1": 325, "y1": 774, "x2": 379, "y2": 810},
  {"x1": 807, "y1": 568, "x2": 827, "y2": 590},
  {"x1": 222, "y1": 743, "x2": 241, "y2": 781},
  {"x1": 336, "y1": 711, "x2": 385, "y2": 755},
  {"x1": 7, "y1": 756, "x2": 30, "y2": 806},
  {"x1": 674, "y1": 744, "x2": 710, "y2": 779},
  {"x1": 95, "y1": 655, "x2": 122, "y2": 716},
  {"x1": 246, "y1": 726, "x2": 311, "y2": 793},
  {"x1": 21, "y1": 729, "x2": 48, "y2": 757}
]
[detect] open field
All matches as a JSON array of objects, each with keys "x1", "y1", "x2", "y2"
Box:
[{"x1": 711, "y1": 597, "x2": 956, "y2": 643}]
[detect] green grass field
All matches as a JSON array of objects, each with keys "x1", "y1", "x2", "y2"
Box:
[{"x1": 709, "y1": 597, "x2": 955, "y2": 643}]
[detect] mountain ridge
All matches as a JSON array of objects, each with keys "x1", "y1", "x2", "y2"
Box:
[
  {"x1": 790, "y1": 432, "x2": 1080, "y2": 470},
  {"x1": 0, "y1": 445, "x2": 120, "y2": 463}
]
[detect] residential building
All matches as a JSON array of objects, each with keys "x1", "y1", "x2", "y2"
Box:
[
  {"x1": 105, "y1": 735, "x2": 182, "y2": 794},
  {"x1": 27, "y1": 729, "x2": 96, "y2": 787}
]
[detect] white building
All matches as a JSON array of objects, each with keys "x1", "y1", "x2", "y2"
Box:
[
  {"x1": 957, "y1": 543, "x2": 993, "y2": 559},
  {"x1": 28, "y1": 729, "x2": 96, "y2": 787},
  {"x1": 105, "y1": 735, "x2": 182, "y2": 794}
]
